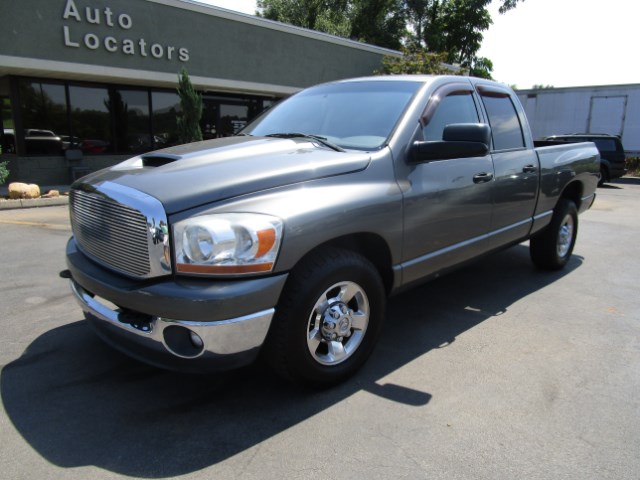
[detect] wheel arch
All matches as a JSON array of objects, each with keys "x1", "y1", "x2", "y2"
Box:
[
  {"x1": 560, "y1": 180, "x2": 584, "y2": 210},
  {"x1": 287, "y1": 233, "x2": 394, "y2": 295}
]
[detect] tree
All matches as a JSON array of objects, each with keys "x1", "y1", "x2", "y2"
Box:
[
  {"x1": 0, "y1": 160, "x2": 9, "y2": 185},
  {"x1": 404, "y1": 0, "x2": 523, "y2": 74},
  {"x1": 376, "y1": 47, "x2": 459, "y2": 75},
  {"x1": 256, "y1": 0, "x2": 351, "y2": 37},
  {"x1": 256, "y1": 0, "x2": 405, "y2": 49},
  {"x1": 532, "y1": 84, "x2": 554, "y2": 89},
  {"x1": 257, "y1": 0, "x2": 525, "y2": 78},
  {"x1": 176, "y1": 68, "x2": 203, "y2": 144},
  {"x1": 349, "y1": 0, "x2": 406, "y2": 49},
  {"x1": 469, "y1": 56, "x2": 493, "y2": 79}
]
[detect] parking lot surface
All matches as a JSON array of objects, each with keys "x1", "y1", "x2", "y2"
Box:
[{"x1": 1, "y1": 179, "x2": 639, "y2": 479}]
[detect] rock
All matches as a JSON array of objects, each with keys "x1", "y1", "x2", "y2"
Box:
[
  {"x1": 41, "y1": 190, "x2": 60, "y2": 198},
  {"x1": 8, "y1": 183, "x2": 40, "y2": 199}
]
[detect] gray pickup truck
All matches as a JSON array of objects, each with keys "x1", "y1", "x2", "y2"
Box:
[{"x1": 64, "y1": 75, "x2": 599, "y2": 387}]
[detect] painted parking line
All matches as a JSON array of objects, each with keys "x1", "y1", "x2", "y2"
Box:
[{"x1": 0, "y1": 219, "x2": 70, "y2": 229}]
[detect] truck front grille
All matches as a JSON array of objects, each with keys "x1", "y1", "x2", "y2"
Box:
[{"x1": 70, "y1": 190, "x2": 151, "y2": 277}]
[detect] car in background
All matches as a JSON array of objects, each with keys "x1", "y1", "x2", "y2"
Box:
[
  {"x1": 2, "y1": 128, "x2": 16, "y2": 154},
  {"x1": 544, "y1": 133, "x2": 627, "y2": 186}
]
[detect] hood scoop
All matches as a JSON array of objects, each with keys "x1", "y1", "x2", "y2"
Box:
[{"x1": 141, "y1": 154, "x2": 181, "y2": 168}]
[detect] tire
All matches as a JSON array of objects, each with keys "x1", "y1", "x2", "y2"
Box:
[
  {"x1": 264, "y1": 247, "x2": 386, "y2": 388},
  {"x1": 530, "y1": 199, "x2": 578, "y2": 270}
]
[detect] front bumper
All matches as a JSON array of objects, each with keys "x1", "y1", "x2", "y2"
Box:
[{"x1": 66, "y1": 238, "x2": 288, "y2": 372}]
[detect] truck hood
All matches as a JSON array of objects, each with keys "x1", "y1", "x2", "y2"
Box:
[{"x1": 75, "y1": 136, "x2": 371, "y2": 214}]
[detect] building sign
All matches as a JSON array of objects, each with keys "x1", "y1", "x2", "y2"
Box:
[{"x1": 62, "y1": 0, "x2": 189, "y2": 62}]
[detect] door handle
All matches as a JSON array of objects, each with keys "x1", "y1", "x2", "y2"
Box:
[
  {"x1": 473, "y1": 172, "x2": 494, "y2": 184},
  {"x1": 523, "y1": 164, "x2": 537, "y2": 173}
]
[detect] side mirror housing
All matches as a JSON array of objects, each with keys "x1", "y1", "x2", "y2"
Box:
[{"x1": 410, "y1": 123, "x2": 491, "y2": 163}]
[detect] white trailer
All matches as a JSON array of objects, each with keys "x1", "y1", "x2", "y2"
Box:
[{"x1": 516, "y1": 84, "x2": 640, "y2": 156}]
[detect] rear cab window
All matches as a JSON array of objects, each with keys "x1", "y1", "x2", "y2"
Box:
[{"x1": 478, "y1": 90, "x2": 525, "y2": 151}]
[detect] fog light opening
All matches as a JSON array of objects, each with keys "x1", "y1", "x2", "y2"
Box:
[{"x1": 162, "y1": 325, "x2": 205, "y2": 358}]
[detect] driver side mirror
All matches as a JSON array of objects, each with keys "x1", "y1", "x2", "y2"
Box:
[{"x1": 409, "y1": 123, "x2": 491, "y2": 163}]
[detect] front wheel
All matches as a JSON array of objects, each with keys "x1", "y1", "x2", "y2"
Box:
[
  {"x1": 264, "y1": 247, "x2": 386, "y2": 387},
  {"x1": 530, "y1": 199, "x2": 578, "y2": 270}
]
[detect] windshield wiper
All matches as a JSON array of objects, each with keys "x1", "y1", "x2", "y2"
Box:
[{"x1": 265, "y1": 132, "x2": 346, "y2": 152}]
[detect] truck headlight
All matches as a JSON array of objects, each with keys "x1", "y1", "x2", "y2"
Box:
[{"x1": 174, "y1": 214, "x2": 283, "y2": 276}]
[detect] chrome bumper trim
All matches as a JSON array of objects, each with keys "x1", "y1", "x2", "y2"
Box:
[{"x1": 70, "y1": 280, "x2": 273, "y2": 361}]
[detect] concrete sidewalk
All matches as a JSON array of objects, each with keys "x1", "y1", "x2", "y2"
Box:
[{"x1": 0, "y1": 185, "x2": 71, "y2": 210}]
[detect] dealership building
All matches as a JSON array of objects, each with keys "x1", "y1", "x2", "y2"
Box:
[{"x1": 0, "y1": 0, "x2": 398, "y2": 184}]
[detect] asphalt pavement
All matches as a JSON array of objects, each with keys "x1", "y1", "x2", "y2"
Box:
[{"x1": 1, "y1": 179, "x2": 639, "y2": 479}]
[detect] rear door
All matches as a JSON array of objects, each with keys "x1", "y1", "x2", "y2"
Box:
[{"x1": 477, "y1": 85, "x2": 540, "y2": 248}]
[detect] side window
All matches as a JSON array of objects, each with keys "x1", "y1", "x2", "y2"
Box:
[
  {"x1": 480, "y1": 94, "x2": 525, "y2": 150},
  {"x1": 591, "y1": 138, "x2": 617, "y2": 152},
  {"x1": 422, "y1": 93, "x2": 479, "y2": 141}
]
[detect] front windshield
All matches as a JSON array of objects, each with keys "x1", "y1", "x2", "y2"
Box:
[{"x1": 243, "y1": 80, "x2": 421, "y2": 150}]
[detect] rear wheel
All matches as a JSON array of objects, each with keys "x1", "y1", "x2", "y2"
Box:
[
  {"x1": 264, "y1": 247, "x2": 385, "y2": 387},
  {"x1": 597, "y1": 166, "x2": 608, "y2": 187},
  {"x1": 530, "y1": 199, "x2": 578, "y2": 270}
]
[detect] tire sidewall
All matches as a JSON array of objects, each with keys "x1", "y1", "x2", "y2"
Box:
[
  {"x1": 553, "y1": 200, "x2": 578, "y2": 267},
  {"x1": 271, "y1": 249, "x2": 386, "y2": 386},
  {"x1": 531, "y1": 199, "x2": 578, "y2": 270}
]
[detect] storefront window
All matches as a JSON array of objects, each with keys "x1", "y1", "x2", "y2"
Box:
[
  {"x1": 201, "y1": 96, "x2": 253, "y2": 139},
  {"x1": 220, "y1": 104, "x2": 249, "y2": 137},
  {"x1": 152, "y1": 91, "x2": 181, "y2": 148},
  {"x1": 1, "y1": 97, "x2": 15, "y2": 154},
  {"x1": 13, "y1": 78, "x2": 269, "y2": 157},
  {"x1": 68, "y1": 85, "x2": 112, "y2": 155},
  {"x1": 201, "y1": 101, "x2": 219, "y2": 140},
  {"x1": 19, "y1": 81, "x2": 67, "y2": 155},
  {"x1": 114, "y1": 89, "x2": 151, "y2": 154}
]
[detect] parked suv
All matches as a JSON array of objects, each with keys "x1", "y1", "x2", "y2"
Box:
[{"x1": 544, "y1": 134, "x2": 626, "y2": 186}]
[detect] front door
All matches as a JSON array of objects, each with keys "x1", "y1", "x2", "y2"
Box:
[{"x1": 400, "y1": 84, "x2": 495, "y2": 285}]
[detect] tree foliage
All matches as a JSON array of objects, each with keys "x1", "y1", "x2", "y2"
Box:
[
  {"x1": 376, "y1": 47, "x2": 459, "y2": 75},
  {"x1": 403, "y1": 0, "x2": 521, "y2": 72},
  {"x1": 257, "y1": 0, "x2": 405, "y2": 49},
  {"x1": 176, "y1": 68, "x2": 203, "y2": 144},
  {"x1": 256, "y1": 0, "x2": 525, "y2": 78},
  {"x1": 532, "y1": 84, "x2": 554, "y2": 89},
  {"x1": 0, "y1": 160, "x2": 9, "y2": 185},
  {"x1": 348, "y1": 0, "x2": 406, "y2": 50}
]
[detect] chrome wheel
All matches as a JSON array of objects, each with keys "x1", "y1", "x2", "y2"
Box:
[
  {"x1": 530, "y1": 199, "x2": 578, "y2": 271},
  {"x1": 265, "y1": 247, "x2": 385, "y2": 386},
  {"x1": 556, "y1": 214, "x2": 574, "y2": 258},
  {"x1": 306, "y1": 281, "x2": 369, "y2": 366}
]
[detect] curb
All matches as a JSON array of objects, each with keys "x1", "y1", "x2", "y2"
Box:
[{"x1": 0, "y1": 196, "x2": 69, "y2": 210}]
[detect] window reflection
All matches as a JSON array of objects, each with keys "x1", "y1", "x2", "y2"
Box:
[
  {"x1": 19, "y1": 81, "x2": 67, "y2": 155},
  {"x1": 480, "y1": 95, "x2": 525, "y2": 151},
  {"x1": 220, "y1": 104, "x2": 248, "y2": 137},
  {"x1": 152, "y1": 91, "x2": 181, "y2": 148},
  {"x1": 69, "y1": 85, "x2": 112, "y2": 154},
  {"x1": 13, "y1": 78, "x2": 270, "y2": 156},
  {"x1": 1, "y1": 97, "x2": 16, "y2": 154},
  {"x1": 113, "y1": 89, "x2": 151, "y2": 154}
]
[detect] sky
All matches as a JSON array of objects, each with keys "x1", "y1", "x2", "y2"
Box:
[{"x1": 190, "y1": 0, "x2": 639, "y2": 89}]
